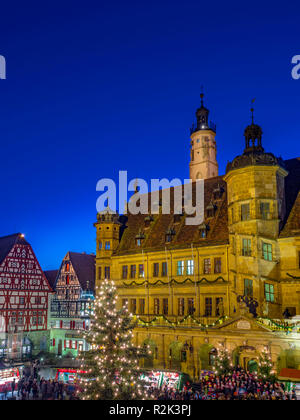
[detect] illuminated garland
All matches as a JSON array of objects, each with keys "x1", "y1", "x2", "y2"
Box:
[
  {"x1": 133, "y1": 314, "x2": 227, "y2": 328},
  {"x1": 123, "y1": 276, "x2": 227, "y2": 287},
  {"x1": 257, "y1": 317, "x2": 300, "y2": 332}
]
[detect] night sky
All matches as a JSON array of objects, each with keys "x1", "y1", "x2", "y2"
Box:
[{"x1": 0, "y1": 0, "x2": 299, "y2": 270}]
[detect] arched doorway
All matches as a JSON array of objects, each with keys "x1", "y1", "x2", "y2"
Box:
[
  {"x1": 233, "y1": 346, "x2": 259, "y2": 371},
  {"x1": 169, "y1": 342, "x2": 183, "y2": 371},
  {"x1": 198, "y1": 344, "x2": 216, "y2": 371},
  {"x1": 247, "y1": 359, "x2": 258, "y2": 373},
  {"x1": 143, "y1": 339, "x2": 157, "y2": 369}
]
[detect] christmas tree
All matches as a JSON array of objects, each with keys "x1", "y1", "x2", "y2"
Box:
[
  {"x1": 213, "y1": 345, "x2": 233, "y2": 376},
  {"x1": 258, "y1": 347, "x2": 276, "y2": 383},
  {"x1": 78, "y1": 279, "x2": 150, "y2": 400}
]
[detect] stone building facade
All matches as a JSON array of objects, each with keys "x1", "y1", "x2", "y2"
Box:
[{"x1": 94, "y1": 97, "x2": 300, "y2": 379}]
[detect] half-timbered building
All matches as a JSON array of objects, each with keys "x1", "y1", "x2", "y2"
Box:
[
  {"x1": 48, "y1": 252, "x2": 95, "y2": 357},
  {"x1": 0, "y1": 233, "x2": 53, "y2": 359}
]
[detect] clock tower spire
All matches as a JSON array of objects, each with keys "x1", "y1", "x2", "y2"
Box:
[{"x1": 189, "y1": 92, "x2": 218, "y2": 181}]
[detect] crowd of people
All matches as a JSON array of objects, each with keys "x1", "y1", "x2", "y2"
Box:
[
  {"x1": 0, "y1": 361, "x2": 77, "y2": 401},
  {"x1": 148, "y1": 368, "x2": 298, "y2": 400}
]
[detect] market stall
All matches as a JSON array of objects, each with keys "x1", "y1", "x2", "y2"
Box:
[
  {"x1": 140, "y1": 370, "x2": 189, "y2": 391},
  {"x1": 0, "y1": 363, "x2": 22, "y2": 393}
]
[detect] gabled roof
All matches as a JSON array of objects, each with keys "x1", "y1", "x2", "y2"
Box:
[
  {"x1": 0, "y1": 233, "x2": 29, "y2": 265},
  {"x1": 280, "y1": 158, "x2": 300, "y2": 237},
  {"x1": 44, "y1": 270, "x2": 59, "y2": 291},
  {"x1": 115, "y1": 177, "x2": 229, "y2": 255},
  {"x1": 69, "y1": 252, "x2": 95, "y2": 291}
]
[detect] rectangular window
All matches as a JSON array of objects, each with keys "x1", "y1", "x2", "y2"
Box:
[
  {"x1": 162, "y1": 262, "x2": 168, "y2": 277},
  {"x1": 188, "y1": 298, "x2": 195, "y2": 315},
  {"x1": 139, "y1": 299, "x2": 145, "y2": 315},
  {"x1": 242, "y1": 238, "x2": 252, "y2": 256},
  {"x1": 260, "y1": 202, "x2": 270, "y2": 220},
  {"x1": 20, "y1": 297, "x2": 25, "y2": 305},
  {"x1": 98, "y1": 267, "x2": 102, "y2": 280},
  {"x1": 163, "y1": 298, "x2": 168, "y2": 315},
  {"x1": 138, "y1": 264, "x2": 144, "y2": 278},
  {"x1": 104, "y1": 266, "x2": 110, "y2": 279},
  {"x1": 204, "y1": 258, "x2": 211, "y2": 274},
  {"x1": 105, "y1": 241, "x2": 110, "y2": 250},
  {"x1": 244, "y1": 279, "x2": 253, "y2": 297},
  {"x1": 262, "y1": 242, "x2": 273, "y2": 261},
  {"x1": 130, "y1": 299, "x2": 137, "y2": 314},
  {"x1": 154, "y1": 298, "x2": 160, "y2": 315},
  {"x1": 153, "y1": 263, "x2": 159, "y2": 277},
  {"x1": 186, "y1": 260, "x2": 194, "y2": 276},
  {"x1": 35, "y1": 296, "x2": 41, "y2": 305},
  {"x1": 178, "y1": 298, "x2": 185, "y2": 316},
  {"x1": 214, "y1": 257, "x2": 222, "y2": 274},
  {"x1": 241, "y1": 203, "x2": 250, "y2": 221},
  {"x1": 265, "y1": 283, "x2": 275, "y2": 303},
  {"x1": 130, "y1": 265, "x2": 136, "y2": 278},
  {"x1": 122, "y1": 265, "x2": 128, "y2": 279},
  {"x1": 215, "y1": 297, "x2": 223, "y2": 316},
  {"x1": 204, "y1": 298, "x2": 212, "y2": 317},
  {"x1": 177, "y1": 260, "x2": 184, "y2": 276}
]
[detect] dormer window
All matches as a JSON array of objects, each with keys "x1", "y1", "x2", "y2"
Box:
[
  {"x1": 135, "y1": 231, "x2": 145, "y2": 247},
  {"x1": 173, "y1": 213, "x2": 183, "y2": 224},
  {"x1": 213, "y1": 184, "x2": 224, "y2": 200},
  {"x1": 144, "y1": 215, "x2": 154, "y2": 228},
  {"x1": 165, "y1": 228, "x2": 175, "y2": 243},
  {"x1": 206, "y1": 202, "x2": 216, "y2": 218},
  {"x1": 199, "y1": 223, "x2": 209, "y2": 238}
]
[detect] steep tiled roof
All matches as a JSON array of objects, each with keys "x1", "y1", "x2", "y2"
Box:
[
  {"x1": 0, "y1": 233, "x2": 29, "y2": 264},
  {"x1": 44, "y1": 270, "x2": 59, "y2": 290},
  {"x1": 280, "y1": 158, "x2": 300, "y2": 237},
  {"x1": 69, "y1": 252, "x2": 95, "y2": 291},
  {"x1": 115, "y1": 177, "x2": 229, "y2": 255}
]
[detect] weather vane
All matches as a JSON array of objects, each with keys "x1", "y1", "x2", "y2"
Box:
[{"x1": 250, "y1": 98, "x2": 256, "y2": 123}]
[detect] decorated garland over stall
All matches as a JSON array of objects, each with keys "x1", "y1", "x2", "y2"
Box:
[
  {"x1": 123, "y1": 276, "x2": 227, "y2": 287},
  {"x1": 133, "y1": 314, "x2": 228, "y2": 329}
]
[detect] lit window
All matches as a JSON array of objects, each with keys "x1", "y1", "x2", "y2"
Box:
[
  {"x1": 177, "y1": 260, "x2": 184, "y2": 276},
  {"x1": 186, "y1": 260, "x2": 194, "y2": 276},
  {"x1": 265, "y1": 283, "x2": 274, "y2": 303},
  {"x1": 262, "y1": 242, "x2": 273, "y2": 261},
  {"x1": 204, "y1": 258, "x2": 211, "y2": 274}
]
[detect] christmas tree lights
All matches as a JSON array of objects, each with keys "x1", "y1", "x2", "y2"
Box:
[
  {"x1": 257, "y1": 347, "x2": 276, "y2": 383},
  {"x1": 78, "y1": 279, "x2": 150, "y2": 400},
  {"x1": 213, "y1": 345, "x2": 233, "y2": 376}
]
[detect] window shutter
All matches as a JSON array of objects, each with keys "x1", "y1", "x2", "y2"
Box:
[
  {"x1": 53, "y1": 339, "x2": 55, "y2": 347},
  {"x1": 64, "y1": 340, "x2": 66, "y2": 348}
]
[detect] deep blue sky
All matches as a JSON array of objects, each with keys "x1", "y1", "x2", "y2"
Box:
[{"x1": 0, "y1": 0, "x2": 299, "y2": 270}]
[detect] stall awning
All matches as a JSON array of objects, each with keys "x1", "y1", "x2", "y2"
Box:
[{"x1": 278, "y1": 368, "x2": 300, "y2": 382}]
